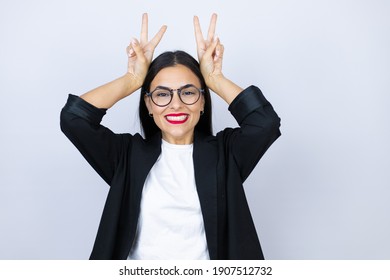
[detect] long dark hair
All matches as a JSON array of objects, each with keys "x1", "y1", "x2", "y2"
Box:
[{"x1": 139, "y1": 50, "x2": 213, "y2": 140}]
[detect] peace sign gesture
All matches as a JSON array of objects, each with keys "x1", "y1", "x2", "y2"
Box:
[
  {"x1": 193, "y1": 14, "x2": 224, "y2": 92},
  {"x1": 80, "y1": 14, "x2": 166, "y2": 109},
  {"x1": 126, "y1": 13, "x2": 167, "y2": 87}
]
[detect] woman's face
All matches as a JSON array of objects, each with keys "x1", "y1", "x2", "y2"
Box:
[{"x1": 145, "y1": 64, "x2": 205, "y2": 145}]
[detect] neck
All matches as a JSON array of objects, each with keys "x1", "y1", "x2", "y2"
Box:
[{"x1": 162, "y1": 133, "x2": 194, "y2": 145}]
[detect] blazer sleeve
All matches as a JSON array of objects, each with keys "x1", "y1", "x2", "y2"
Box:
[
  {"x1": 60, "y1": 94, "x2": 128, "y2": 185},
  {"x1": 223, "y1": 85, "x2": 281, "y2": 182}
]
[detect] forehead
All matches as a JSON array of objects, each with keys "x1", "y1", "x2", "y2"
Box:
[{"x1": 151, "y1": 65, "x2": 201, "y2": 88}]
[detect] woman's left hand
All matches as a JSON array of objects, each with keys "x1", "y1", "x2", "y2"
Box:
[
  {"x1": 194, "y1": 13, "x2": 243, "y2": 104},
  {"x1": 193, "y1": 14, "x2": 225, "y2": 92}
]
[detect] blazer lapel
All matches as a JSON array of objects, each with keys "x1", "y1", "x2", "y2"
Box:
[
  {"x1": 119, "y1": 133, "x2": 161, "y2": 258},
  {"x1": 131, "y1": 133, "x2": 162, "y2": 205},
  {"x1": 193, "y1": 131, "x2": 218, "y2": 259}
]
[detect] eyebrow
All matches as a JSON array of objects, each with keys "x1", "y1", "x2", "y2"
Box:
[{"x1": 152, "y1": 84, "x2": 196, "y2": 91}]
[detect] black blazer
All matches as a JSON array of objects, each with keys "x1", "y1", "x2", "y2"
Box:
[{"x1": 60, "y1": 85, "x2": 281, "y2": 259}]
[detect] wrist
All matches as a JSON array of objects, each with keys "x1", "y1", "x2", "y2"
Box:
[
  {"x1": 123, "y1": 73, "x2": 143, "y2": 94},
  {"x1": 207, "y1": 75, "x2": 243, "y2": 104},
  {"x1": 206, "y1": 73, "x2": 226, "y2": 93}
]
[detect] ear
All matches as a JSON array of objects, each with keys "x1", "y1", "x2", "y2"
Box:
[
  {"x1": 144, "y1": 95, "x2": 153, "y2": 114},
  {"x1": 201, "y1": 94, "x2": 205, "y2": 111}
]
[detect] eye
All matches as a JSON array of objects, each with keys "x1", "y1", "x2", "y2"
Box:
[
  {"x1": 181, "y1": 89, "x2": 197, "y2": 96},
  {"x1": 155, "y1": 91, "x2": 171, "y2": 97},
  {"x1": 181, "y1": 90, "x2": 195, "y2": 95}
]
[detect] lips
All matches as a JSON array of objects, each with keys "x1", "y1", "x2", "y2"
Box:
[{"x1": 165, "y1": 113, "x2": 189, "y2": 124}]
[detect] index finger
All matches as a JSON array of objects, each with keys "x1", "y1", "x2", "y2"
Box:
[{"x1": 149, "y1": 25, "x2": 167, "y2": 48}]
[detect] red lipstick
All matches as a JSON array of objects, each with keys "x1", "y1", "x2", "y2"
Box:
[{"x1": 165, "y1": 113, "x2": 189, "y2": 124}]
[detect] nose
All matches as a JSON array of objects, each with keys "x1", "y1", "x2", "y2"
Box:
[{"x1": 169, "y1": 91, "x2": 183, "y2": 109}]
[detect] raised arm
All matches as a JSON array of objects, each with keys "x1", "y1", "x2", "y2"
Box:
[
  {"x1": 81, "y1": 13, "x2": 167, "y2": 109},
  {"x1": 195, "y1": 14, "x2": 281, "y2": 180},
  {"x1": 193, "y1": 13, "x2": 241, "y2": 104},
  {"x1": 60, "y1": 14, "x2": 166, "y2": 185}
]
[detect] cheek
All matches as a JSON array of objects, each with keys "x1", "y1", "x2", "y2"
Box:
[
  {"x1": 190, "y1": 107, "x2": 202, "y2": 123},
  {"x1": 148, "y1": 100, "x2": 164, "y2": 115},
  {"x1": 197, "y1": 98, "x2": 205, "y2": 113},
  {"x1": 152, "y1": 107, "x2": 168, "y2": 125}
]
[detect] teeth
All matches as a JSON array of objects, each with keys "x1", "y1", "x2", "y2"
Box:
[{"x1": 166, "y1": 115, "x2": 188, "y2": 121}]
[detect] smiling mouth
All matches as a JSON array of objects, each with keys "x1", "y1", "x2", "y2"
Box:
[{"x1": 165, "y1": 114, "x2": 189, "y2": 124}]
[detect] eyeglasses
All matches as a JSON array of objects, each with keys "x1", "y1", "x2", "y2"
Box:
[{"x1": 145, "y1": 84, "x2": 204, "y2": 107}]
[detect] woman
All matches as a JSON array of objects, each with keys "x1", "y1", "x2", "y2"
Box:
[{"x1": 60, "y1": 13, "x2": 281, "y2": 260}]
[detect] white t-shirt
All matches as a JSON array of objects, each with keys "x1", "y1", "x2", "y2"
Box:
[{"x1": 128, "y1": 139, "x2": 210, "y2": 260}]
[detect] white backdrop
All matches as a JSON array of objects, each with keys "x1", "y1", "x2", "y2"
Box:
[{"x1": 1, "y1": 0, "x2": 389, "y2": 259}]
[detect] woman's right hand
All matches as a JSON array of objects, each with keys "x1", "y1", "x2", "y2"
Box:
[
  {"x1": 80, "y1": 14, "x2": 166, "y2": 109},
  {"x1": 126, "y1": 13, "x2": 167, "y2": 88}
]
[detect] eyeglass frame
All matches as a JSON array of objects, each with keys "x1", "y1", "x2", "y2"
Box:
[{"x1": 145, "y1": 84, "x2": 205, "y2": 107}]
